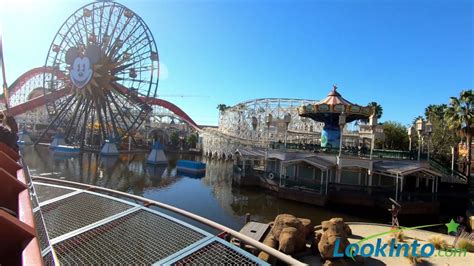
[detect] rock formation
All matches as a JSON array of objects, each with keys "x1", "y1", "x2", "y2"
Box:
[
  {"x1": 316, "y1": 218, "x2": 352, "y2": 260},
  {"x1": 258, "y1": 214, "x2": 313, "y2": 261}
]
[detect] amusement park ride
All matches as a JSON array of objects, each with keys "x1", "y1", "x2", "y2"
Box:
[
  {"x1": 0, "y1": 0, "x2": 377, "y2": 156},
  {"x1": 0, "y1": 1, "x2": 200, "y2": 151}
]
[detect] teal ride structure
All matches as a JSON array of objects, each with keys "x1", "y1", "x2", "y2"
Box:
[{"x1": 298, "y1": 85, "x2": 373, "y2": 150}]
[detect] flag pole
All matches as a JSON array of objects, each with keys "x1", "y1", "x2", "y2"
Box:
[{"x1": 0, "y1": 32, "x2": 10, "y2": 111}]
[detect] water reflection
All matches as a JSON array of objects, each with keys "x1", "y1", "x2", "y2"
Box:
[{"x1": 23, "y1": 146, "x2": 373, "y2": 230}]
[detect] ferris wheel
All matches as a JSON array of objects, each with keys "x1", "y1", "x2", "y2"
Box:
[{"x1": 41, "y1": 1, "x2": 159, "y2": 149}]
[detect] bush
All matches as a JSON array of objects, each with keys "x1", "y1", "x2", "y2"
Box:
[
  {"x1": 428, "y1": 235, "x2": 448, "y2": 250},
  {"x1": 405, "y1": 247, "x2": 423, "y2": 265},
  {"x1": 396, "y1": 230, "x2": 406, "y2": 243},
  {"x1": 456, "y1": 238, "x2": 474, "y2": 253}
]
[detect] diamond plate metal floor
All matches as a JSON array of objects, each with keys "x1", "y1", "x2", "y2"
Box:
[{"x1": 30, "y1": 182, "x2": 268, "y2": 265}]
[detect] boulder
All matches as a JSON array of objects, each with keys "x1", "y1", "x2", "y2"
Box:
[
  {"x1": 258, "y1": 214, "x2": 312, "y2": 261},
  {"x1": 317, "y1": 218, "x2": 352, "y2": 260},
  {"x1": 279, "y1": 227, "x2": 298, "y2": 254},
  {"x1": 258, "y1": 233, "x2": 278, "y2": 264},
  {"x1": 300, "y1": 218, "x2": 314, "y2": 236}
]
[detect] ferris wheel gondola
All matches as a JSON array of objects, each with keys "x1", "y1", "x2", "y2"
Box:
[{"x1": 40, "y1": 1, "x2": 159, "y2": 149}]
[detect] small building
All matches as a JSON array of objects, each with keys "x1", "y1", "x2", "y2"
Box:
[{"x1": 233, "y1": 147, "x2": 449, "y2": 214}]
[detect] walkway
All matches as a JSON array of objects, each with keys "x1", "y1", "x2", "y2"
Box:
[{"x1": 30, "y1": 181, "x2": 268, "y2": 265}]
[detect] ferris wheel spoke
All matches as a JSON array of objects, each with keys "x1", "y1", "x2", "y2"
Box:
[
  {"x1": 104, "y1": 96, "x2": 120, "y2": 139},
  {"x1": 107, "y1": 91, "x2": 135, "y2": 131},
  {"x1": 97, "y1": 3, "x2": 105, "y2": 44},
  {"x1": 108, "y1": 17, "x2": 134, "y2": 55},
  {"x1": 110, "y1": 20, "x2": 142, "y2": 59},
  {"x1": 67, "y1": 15, "x2": 87, "y2": 47},
  {"x1": 123, "y1": 42, "x2": 152, "y2": 62},
  {"x1": 78, "y1": 99, "x2": 92, "y2": 148},
  {"x1": 91, "y1": 104, "x2": 104, "y2": 142},
  {"x1": 68, "y1": 18, "x2": 86, "y2": 46},
  {"x1": 105, "y1": 8, "x2": 125, "y2": 54},
  {"x1": 35, "y1": 94, "x2": 76, "y2": 144},
  {"x1": 81, "y1": 14, "x2": 94, "y2": 46},
  {"x1": 91, "y1": 4, "x2": 96, "y2": 38},
  {"x1": 64, "y1": 96, "x2": 85, "y2": 141},
  {"x1": 101, "y1": 4, "x2": 115, "y2": 47},
  {"x1": 113, "y1": 32, "x2": 149, "y2": 62},
  {"x1": 101, "y1": 97, "x2": 117, "y2": 140}
]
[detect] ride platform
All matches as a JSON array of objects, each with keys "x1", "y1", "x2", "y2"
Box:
[{"x1": 29, "y1": 180, "x2": 269, "y2": 265}]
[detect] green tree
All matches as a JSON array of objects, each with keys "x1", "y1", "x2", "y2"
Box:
[
  {"x1": 170, "y1": 132, "x2": 180, "y2": 146},
  {"x1": 423, "y1": 104, "x2": 459, "y2": 165},
  {"x1": 216, "y1": 104, "x2": 230, "y2": 113},
  {"x1": 217, "y1": 104, "x2": 230, "y2": 124},
  {"x1": 425, "y1": 104, "x2": 447, "y2": 119},
  {"x1": 360, "y1": 102, "x2": 383, "y2": 124},
  {"x1": 381, "y1": 121, "x2": 409, "y2": 150},
  {"x1": 412, "y1": 115, "x2": 424, "y2": 126},
  {"x1": 445, "y1": 90, "x2": 473, "y2": 179},
  {"x1": 187, "y1": 134, "x2": 198, "y2": 148},
  {"x1": 368, "y1": 101, "x2": 383, "y2": 119}
]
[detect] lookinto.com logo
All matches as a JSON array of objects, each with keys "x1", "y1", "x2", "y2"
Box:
[
  {"x1": 333, "y1": 238, "x2": 467, "y2": 258},
  {"x1": 333, "y1": 220, "x2": 468, "y2": 259}
]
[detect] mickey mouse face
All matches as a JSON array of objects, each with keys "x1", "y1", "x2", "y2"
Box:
[
  {"x1": 66, "y1": 45, "x2": 102, "y2": 89},
  {"x1": 71, "y1": 57, "x2": 93, "y2": 88}
]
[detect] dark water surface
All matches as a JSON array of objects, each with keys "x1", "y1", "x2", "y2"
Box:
[{"x1": 22, "y1": 146, "x2": 381, "y2": 231}]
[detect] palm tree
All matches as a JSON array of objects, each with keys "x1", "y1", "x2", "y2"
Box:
[
  {"x1": 368, "y1": 101, "x2": 383, "y2": 119},
  {"x1": 216, "y1": 104, "x2": 230, "y2": 125},
  {"x1": 425, "y1": 104, "x2": 447, "y2": 120},
  {"x1": 445, "y1": 90, "x2": 473, "y2": 181},
  {"x1": 216, "y1": 104, "x2": 229, "y2": 113},
  {"x1": 412, "y1": 115, "x2": 424, "y2": 126},
  {"x1": 359, "y1": 102, "x2": 383, "y2": 125}
]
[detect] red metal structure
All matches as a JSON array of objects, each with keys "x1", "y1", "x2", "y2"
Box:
[{"x1": 1, "y1": 67, "x2": 201, "y2": 131}]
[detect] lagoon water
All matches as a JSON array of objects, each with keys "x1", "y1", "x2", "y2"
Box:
[{"x1": 23, "y1": 145, "x2": 378, "y2": 230}]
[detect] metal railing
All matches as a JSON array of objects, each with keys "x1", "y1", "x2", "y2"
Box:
[
  {"x1": 429, "y1": 158, "x2": 468, "y2": 183},
  {"x1": 269, "y1": 142, "x2": 425, "y2": 160},
  {"x1": 32, "y1": 176, "x2": 305, "y2": 266},
  {"x1": 282, "y1": 178, "x2": 323, "y2": 192}
]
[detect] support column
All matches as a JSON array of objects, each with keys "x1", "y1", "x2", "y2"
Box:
[
  {"x1": 416, "y1": 177, "x2": 419, "y2": 188},
  {"x1": 358, "y1": 171, "x2": 362, "y2": 186},
  {"x1": 368, "y1": 172, "x2": 373, "y2": 186},
  {"x1": 395, "y1": 174, "x2": 399, "y2": 201},
  {"x1": 326, "y1": 169, "x2": 329, "y2": 195},
  {"x1": 432, "y1": 177, "x2": 435, "y2": 193},
  {"x1": 280, "y1": 164, "x2": 284, "y2": 187},
  {"x1": 320, "y1": 170, "x2": 324, "y2": 194},
  {"x1": 242, "y1": 160, "x2": 246, "y2": 177},
  {"x1": 400, "y1": 176, "x2": 404, "y2": 193}
]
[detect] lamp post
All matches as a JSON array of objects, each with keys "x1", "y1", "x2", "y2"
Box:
[
  {"x1": 425, "y1": 120, "x2": 433, "y2": 161},
  {"x1": 416, "y1": 118, "x2": 425, "y2": 161},
  {"x1": 407, "y1": 126, "x2": 414, "y2": 152},
  {"x1": 369, "y1": 114, "x2": 377, "y2": 160},
  {"x1": 265, "y1": 114, "x2": 272, "y2": 166},
  {"x1": 266, "y1": 114, "x2": 272, "y2": 147},
  {"x1": 451, "y1": 146, "x2": 455, "y2": 173},
  {"x1": 283, "y1": 113, "x2": 291, "y2": 149},
  {"x1": 338, "y1": 112, "x2": 346, "y2": 157}
]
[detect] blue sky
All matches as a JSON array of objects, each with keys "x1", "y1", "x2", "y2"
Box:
[{"x1": 0, "y1": 0, "x2": 472, "y2": 126}]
